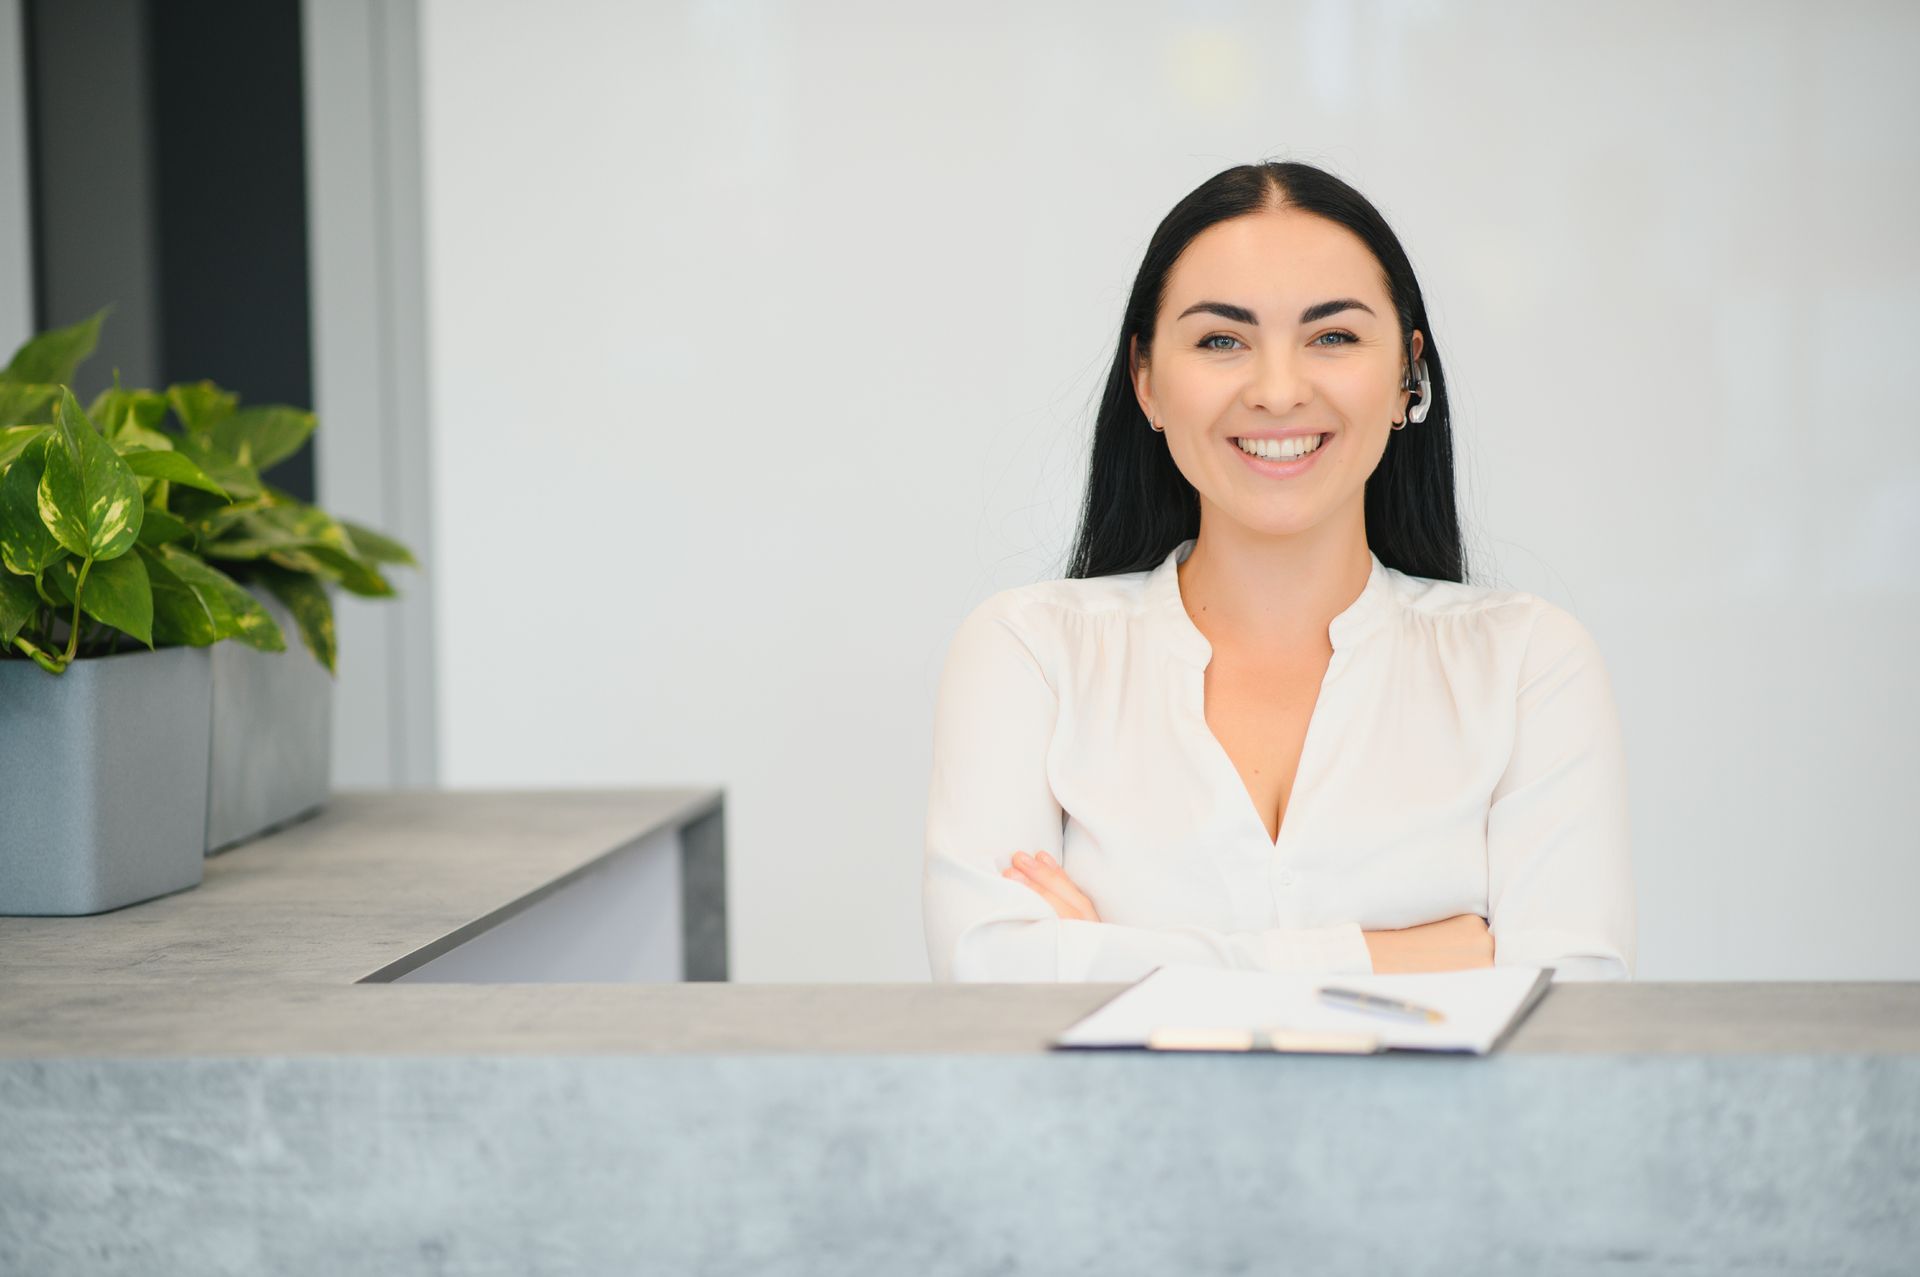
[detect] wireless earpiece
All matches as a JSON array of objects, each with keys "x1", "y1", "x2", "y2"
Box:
[{"x1": 1406, "y1": 358, "x2": 1432, "y2": 424}]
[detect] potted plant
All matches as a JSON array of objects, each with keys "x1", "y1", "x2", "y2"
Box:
[
  {"x1": 2, "y1": 312, "x2": 262, "y2": 913},
  {"x1": 0, "y1": 311, "x2": 417, "y2": 912},
  {"x1": 159, "y1": 377, "x2": 418, "y2": 854}
]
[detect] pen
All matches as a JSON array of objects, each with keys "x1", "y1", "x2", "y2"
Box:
[{"x1": 1317, "y1": 985, "x2": 1447, "y2": 1024}]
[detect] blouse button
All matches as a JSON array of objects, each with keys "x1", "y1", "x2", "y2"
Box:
[{"x1": 1276, "y1": 870, "x2": 1296, "y2": 887}]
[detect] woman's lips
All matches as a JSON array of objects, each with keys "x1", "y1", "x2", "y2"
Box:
[{"x1": 1228, "y1": 432, "x2": 1330, "y2": 478}]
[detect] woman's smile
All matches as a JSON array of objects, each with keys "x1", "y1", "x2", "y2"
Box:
[{"x1": 1228, "y1": 429, "x2": 1333, "y2": 478}]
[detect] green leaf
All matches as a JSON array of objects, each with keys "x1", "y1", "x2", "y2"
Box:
[
  {"x1": 1, "y1": 308, "x2": 106, "y2": 385},
  {"x1": 41, "y1": 555, "x2": 73, "y2": 601},
  {"x1": 202, "y1": 500, "x2": 395, "y2": 597},
  {"x1": 0, "y1": 437, "x2": 65, "y2": 575},
  {"x1": 337, "y1": 518, "x2": 418, "y2": 567},
  {"x1": 40, "y1": 390, "x2": 143, "y2": 560},
  {"x1": 1, "y1": 424, "x2": 52, "y2": 472},
  {"x1": 112, "y1": 421, "x2": 176, "y2": 455},
  {"x1": 256, "y1": 565, "x2": 335, "y2": 673},
  {"x1": 166, "y1": 380, "x2": 237, "y2": 434},
  {"x1": 272, "y1": 544, "x2": 392, "y2": 597},
  {"x1": 171, "y1": 433, "x2": 261, "y2": 501},
  {"x1": 0, "y1": 383, "x2": 58, "y2": 427},
  {"x1": 88, "y1": 386, "x2": 168, "y2": 442},
  {"x1": 48, "y1": 552, "x2": 153, "y2": 647},
  {"x1": 123, "y1": 541, "x2": 286, "y2": 652},
  {"x1": 207, "y1": 500, "x2": 352, "y2": 558},
  {"x1": 136, "y1": 544, "x2": 217, "y2": 645},
  {"x1": 35, "y1": 433, "x2": 86, "y2": 553},
  {"x1": 0, "y1": 567, "x2": 36, "y2": 644},
  {"x1": 148, "y1": 544, "x2": 284, "y2": 651},
  {"x1": 211, "y1": 405, "x2": 314, "y2": 471},
  {"x1": 136, "y1": 507, "x2": 192, "y2": 548},
  {"x1": 179, "y1": 493, "x2": 266, "y2": 542},
  {"x1": 122, "y1": 448, "x2": 228, "y2": 498}
]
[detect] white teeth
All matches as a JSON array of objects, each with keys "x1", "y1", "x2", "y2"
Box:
[{"x1": 1236, "y1": 434, "x2": 1324, "y2": 461}]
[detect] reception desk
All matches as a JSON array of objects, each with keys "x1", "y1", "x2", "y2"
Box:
[{"x1": 2, "y1": 789, "x2": 1915, "y2": 1275}]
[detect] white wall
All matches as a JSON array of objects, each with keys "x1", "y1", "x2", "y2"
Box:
[{"x1": 418, "y1": 0, "x2": 1920, "y2": 981}]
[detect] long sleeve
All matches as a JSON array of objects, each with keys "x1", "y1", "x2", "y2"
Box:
[
  {"x1": 1486, "y1": 600, "x2": 1638, "y2": 981},
  {"x1": 922, "y1": 594, "x2": 1375, "y2": 983}
]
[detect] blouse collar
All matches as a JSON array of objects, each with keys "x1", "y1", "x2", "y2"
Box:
[{"x1": 1145, "y1": 537, "x2": 1395, "y2": 667}]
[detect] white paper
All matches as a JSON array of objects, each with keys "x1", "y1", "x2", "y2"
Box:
[{"x1": 1053, "y1": 963, "x2": 1552, "y2": 1054}]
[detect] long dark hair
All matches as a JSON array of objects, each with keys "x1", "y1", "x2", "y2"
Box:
[{"x1": 1065, "y1": 161, "x2": 1467, "y2": 584}]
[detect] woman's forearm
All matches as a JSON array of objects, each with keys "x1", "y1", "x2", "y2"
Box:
[{"x1": 1362, "y1": 914, "x2": 1494, "y2": 974}]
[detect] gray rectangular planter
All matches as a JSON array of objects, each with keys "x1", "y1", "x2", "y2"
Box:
[
  {"x1": 0, "y1": 644, "x2": 213, "y2": 915},
  {"x1": 205, "y1": 585, "x2": 333, "y2": 856}
]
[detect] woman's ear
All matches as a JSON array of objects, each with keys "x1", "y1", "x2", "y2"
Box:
[{"x1": 1130, "y1": 333, "x2": 1153, "y2": 421}]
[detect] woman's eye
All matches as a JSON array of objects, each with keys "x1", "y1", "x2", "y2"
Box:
[{"x1": 1199, "y1": 330, "x2": 1359, "y2": 352}]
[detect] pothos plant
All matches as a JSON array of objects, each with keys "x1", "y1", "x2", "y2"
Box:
[{"x1": 0, "y1": 310, "x2": 416, "y2": 676}]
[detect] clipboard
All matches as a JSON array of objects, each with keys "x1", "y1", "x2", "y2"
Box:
[{"x1": 1050, "y1": 964, "x2": 1556, "y2": 1055}]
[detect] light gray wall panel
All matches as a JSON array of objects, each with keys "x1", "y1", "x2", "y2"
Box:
[{"x1": 302, "y1": 0, "x2": 438, "y2": 787}]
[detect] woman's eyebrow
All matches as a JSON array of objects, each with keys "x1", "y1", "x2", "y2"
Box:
[{"x1": 1175, "y1": 298, "x2": 1376, "y2": 325}]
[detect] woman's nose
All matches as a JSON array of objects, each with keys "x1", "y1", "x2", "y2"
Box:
[{"x1": 1242, "y1": 345, "x2": 1311, "y2": 416}]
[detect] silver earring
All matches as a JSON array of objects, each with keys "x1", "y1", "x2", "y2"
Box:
[
  {"x1": 1151, "y1": 418, "x2": 1164, "y2": 433},
  {"x1": 1404, "y1": 358, "x2": 1432, "y2": 425}
]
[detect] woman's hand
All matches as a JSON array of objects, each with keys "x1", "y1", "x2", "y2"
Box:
[
  {"x1": 998, "y1": 855, "x2": 1484, "y2": 966},
  {"x1": 1002, "y1": 850, "x2": 1101, "y2": 922},
  {"x1": 1362, "y1": 913, "x2": 1493, "y2": 974}
]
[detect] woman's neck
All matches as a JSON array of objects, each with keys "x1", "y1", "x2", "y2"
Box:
[{"x1": 1175, "y1": 516, "x2": 1373, "y2": 654}]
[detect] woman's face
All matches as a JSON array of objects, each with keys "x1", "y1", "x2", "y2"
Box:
[{"x1": 1131, "y1": 206, "x2": 1423, "y2": 539}]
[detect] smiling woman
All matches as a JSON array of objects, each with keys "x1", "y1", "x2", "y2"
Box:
[{"x1": 922, "y1": 160, "x2": 1635, "y2": 984}]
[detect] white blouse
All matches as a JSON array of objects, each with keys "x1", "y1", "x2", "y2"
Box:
[{"x1": 922, "y1": 536, "x2": 1636, "y2": 984}]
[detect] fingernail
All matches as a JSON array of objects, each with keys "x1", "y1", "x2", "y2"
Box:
[{"x1": 1037, "y1": 852, "x2": 1055, "y2": 866}]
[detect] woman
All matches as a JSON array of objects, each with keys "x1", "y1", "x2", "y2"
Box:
[{"x1": 922, "y1": 160, "x2": 1635, "y2": 984}]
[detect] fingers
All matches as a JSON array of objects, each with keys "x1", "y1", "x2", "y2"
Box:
[
  {"x1": 1010, "y1": 869, "x2": 1076, "y2": 919},
  {"x1": 1001, "y1": 856, "x2": 1062, "y2": 909},
  {"x1": 1025, "y1": 852, "x2": 1098, "y2": 919},
  {"x1": 1000, "y1": 850, "x2": 1099, "y2": 922}
]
